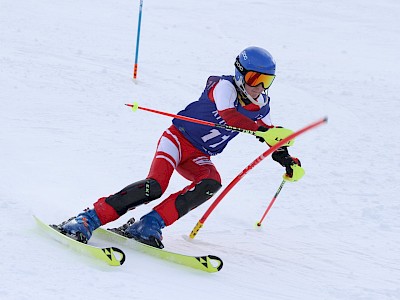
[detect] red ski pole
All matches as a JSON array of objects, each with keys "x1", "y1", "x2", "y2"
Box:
[
  {"x1": 125, "y1": 102, "x2": 262, "y2": 136},
  {"x1": 189, "y1": 117, "x2": 327, "y2": 239},
  {"x1": 126, "y1": 102, "x2": 295, "y2": 146},
  {"x1": 256, "y1": 179, "x2": 286, "y2": 227}
]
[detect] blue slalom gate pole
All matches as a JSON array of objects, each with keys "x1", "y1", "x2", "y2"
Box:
[{"x1": 133, "y1": 0, "x2": 143, "y2": 79}]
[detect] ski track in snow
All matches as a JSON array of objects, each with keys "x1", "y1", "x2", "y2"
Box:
[{"x1": 1, "y1": 0, "x2": 399, "y2": 299}]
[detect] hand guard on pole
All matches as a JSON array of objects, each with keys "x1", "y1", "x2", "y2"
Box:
[
  {"x1": 255, "y1": 127, "x2": 295, "y2": 147},
  {"x1": 272, "y1": 147, "x2": 305, "y2": 182}
]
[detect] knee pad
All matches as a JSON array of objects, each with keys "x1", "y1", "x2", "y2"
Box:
[
  {"x1": 175, "y1": 179, "x2": 221, "y2": 218},
  {"x1": 105, "y1": 178, "x2": 162, "y2": 216}
]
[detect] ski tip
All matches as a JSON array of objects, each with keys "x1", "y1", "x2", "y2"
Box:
[
  {"x1": 198, "y1": 255, "x2": 223, "y2": 273},
  {"x1": 211, "y1": 255, "x2": 224, "y2": 272},
  {"x1": 102, "y1": 247, "x2": 126, "y2": 266}
]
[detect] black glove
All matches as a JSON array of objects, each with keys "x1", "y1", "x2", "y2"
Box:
[
  {"x1": 272, "y1": 147, "x2": 301, "y2": 177},
  {"x1": 256, "y1": 126, "x2": 269, "y2": 143}
]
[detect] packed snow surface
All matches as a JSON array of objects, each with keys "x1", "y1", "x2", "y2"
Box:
[{"x1": 1, "y1": 0, "x2": 399, "y2": 299}]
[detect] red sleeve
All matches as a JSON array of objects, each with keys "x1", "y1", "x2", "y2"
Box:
[
  {"x1": 256, "y1": 119, "x2": 274, "y2": 128},
  {"x1": 218, "y1": 108, "x2": 259, "y2": 131}
]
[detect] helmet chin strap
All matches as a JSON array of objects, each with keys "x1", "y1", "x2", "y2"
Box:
[
  {"x1": 235, "y1": 76, "x2": 268, "y2": 108},
  {"x1": 243, "y1": 89, "x2": 264, "y2": 107}
]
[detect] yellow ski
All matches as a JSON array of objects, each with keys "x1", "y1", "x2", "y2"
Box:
[
  {"x1": 93, "y1": 228, "x2": 223, "y2": 273},
  {"x1": 34, "y1": 216, "x2": 125, "y2": 266}
]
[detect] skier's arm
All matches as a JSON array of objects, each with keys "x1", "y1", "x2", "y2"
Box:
[
  {"x1": 212, "y1": 80, "x2": 262, "y2": 131},
  {"x1": 218, "y1": 108, "x2": 259, "y2": 131},
  {"x1": 212, "y1": 80, "x2": 298, "y2": 158}
]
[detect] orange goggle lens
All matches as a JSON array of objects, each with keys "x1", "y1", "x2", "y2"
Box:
[{"x1": 244, "y1": 72, "x2": 275, "y2": 89}]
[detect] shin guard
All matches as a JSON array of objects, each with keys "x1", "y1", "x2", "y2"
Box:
[
  {"x1": 94, "y1": 178, "x2": 162, "y2": 224},
  {"x1": 155, "y1": 179, "x2": 221, "y2": 226}
]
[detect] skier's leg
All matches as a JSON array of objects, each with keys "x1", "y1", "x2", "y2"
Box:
[
  {"x1": 123, "y1": 126, "x2": 190, "y2": 247},
  {"x1": 126, "y1": 127, "x2": 222, "y2": 247},
  {"x1": 94, "y1": 178, "x2": 164, "y2": 224},
  {"x1": 126, "y1": 160, "x2": 221, "y2": 247},
  {"x1": 153, "y1": 155, "x2": 221, "y2": 226},
  {"x1": 61, "y1": 127, "x2": 179, "y2": 242}
]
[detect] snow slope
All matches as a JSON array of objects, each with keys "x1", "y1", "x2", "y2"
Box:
[{"x1": 1, "y1": 0, "x2": 399, "y2": 299}]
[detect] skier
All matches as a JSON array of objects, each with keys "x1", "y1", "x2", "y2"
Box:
[{"x1": 59, "y1": 46, "x2": 305, "y2": 248}]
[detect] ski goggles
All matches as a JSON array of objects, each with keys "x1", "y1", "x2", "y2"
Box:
[{"x1": 244, "y1": 71, "x2": 275, "y2": 89}]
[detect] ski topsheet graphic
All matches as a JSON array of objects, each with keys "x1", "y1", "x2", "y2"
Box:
[
  {"x1": 34, "y1": 216, "x2": 222, "y2": 272},
  {"x1": 93, "y1": 227, "x2": 223, "y2": 273},
  {"x1": 34, "y1": 215, "x2": 125, "y2": 266}
]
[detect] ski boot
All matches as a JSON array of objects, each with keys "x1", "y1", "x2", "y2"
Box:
[
  {"x1": 124, "y1": 210, "x2": 165, "y2": 249},
  {"x1": 108, "y1": 217, "x2": 136, "y2": 236},
  {"x1": 57, "y1": 209, "x2": 101, "y2": 243}
]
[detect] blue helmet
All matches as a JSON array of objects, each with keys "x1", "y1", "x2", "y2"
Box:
[{"x1": 234, "y1": 46, "x2": 276, "y2": 106}]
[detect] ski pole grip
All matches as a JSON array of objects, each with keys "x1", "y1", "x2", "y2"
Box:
[{"x1": 189, "y1": 221, "x2": 204, "y2": 239}]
